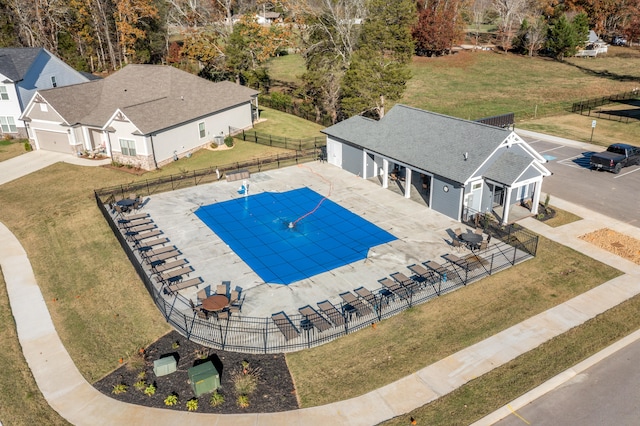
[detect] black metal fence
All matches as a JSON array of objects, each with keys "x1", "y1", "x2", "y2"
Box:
[
  {"x1": 259, "y1": 96, "x2": 335, "y2": 127},
  {"x1": 475, "y1": 112, "x2": 515, "y2": 129},
  {"x1": 94, "y1": 149, "x2": 320, "y2": 201},
  {"x1": 571, "y1": 89, "x2": 640, "y2": 123},
  {"x1": 95, "y1": 185, "x2": 535, "y2": 353},
  {"x1": 231, "y1": 126, "x2": 325, "y2": 151},
  {"x1": 462, "y1": 207, "x2": 539, "y2": 256}
]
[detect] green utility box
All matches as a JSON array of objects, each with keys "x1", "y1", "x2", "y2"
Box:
[
  {"x1": 153, "y1": 356, "x2": 177, "y2": 377},
  {"x1": 188, "y1": 361, "x2": 220, "y2": 397}
]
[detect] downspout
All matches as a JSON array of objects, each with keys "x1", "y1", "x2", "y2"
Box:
[{"x1": 149, "y1": 134, "x2": 158, "y2": 169}]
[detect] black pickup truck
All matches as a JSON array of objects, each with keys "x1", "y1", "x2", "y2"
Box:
[{"x1": 590, "y1": 143, "x2": 640, "y2": 174}]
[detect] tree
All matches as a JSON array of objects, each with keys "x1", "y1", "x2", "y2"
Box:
[
  {"x1": 298, "y1": 0, "x2": 366, "y2": 123},
  {"x1": 224, "y1": 15, "x2": 292, "y2": 86},
  {"x1": 492, "y1": 0, "x2": 530, "y2": 51},
  {"x1": 340, "y1": 0, "x2": 416, "y2": 119},
  {"x1": 514, "y1": 15, "x2": 547, "y2": 56},
  {"x1": 114, "y1": 0, "x2": 160, "y2": 64},
  {"x1": 546, "y1": 14, "x2": 577, "y2": 59},
  {"x1": 412, "y1": 0, "x2": 465, "y2": 57}
]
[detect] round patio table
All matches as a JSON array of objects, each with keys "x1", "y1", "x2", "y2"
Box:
[
  {"x1": 202, "y1": 295, "x2": 229, "y2": 312},
  {"x1": 460, "y1": 233, "x2": 483, "y2": 249}
]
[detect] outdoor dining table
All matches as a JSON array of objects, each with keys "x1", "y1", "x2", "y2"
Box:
[
  {"x1": 116, "y1": 198, "x2": 136, "y2": 212},
  {"x1": 460, "y1": 232, "x2": 483, "y2": 250},
  {"x1": 201, "y1": 295, "x2": 229, "y2": 312}
]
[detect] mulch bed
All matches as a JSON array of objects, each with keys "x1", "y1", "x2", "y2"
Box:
[{"x1": 93, "y1": 330, "x2": 299, "y2": 413}]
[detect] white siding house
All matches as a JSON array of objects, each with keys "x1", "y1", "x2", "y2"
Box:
[{"x1": 21, "y1": 65, "x2": 259, "y2": 169}]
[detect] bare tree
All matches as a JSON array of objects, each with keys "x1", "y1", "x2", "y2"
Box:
[
  {"x1": 470, "y1": 0, "x2": 493, "y2": 49},
  {"x1": 492, "y1": 0, "x2": 530, "y2": 51}
]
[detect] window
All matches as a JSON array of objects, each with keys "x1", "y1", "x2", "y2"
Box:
[
  {"x1": 40, "y1": 103, "x2": 48, "y2": 112},
  {"x1": 0, "y1": 86, "x2": 8, "y2": 100},
  {"x1": 472, "y1": 182, "x2": 482, "y2": 191},
  {"x1": 198, "y1": 122, "x2": 205, "y2": 138},
  {"x1": 0, "y1": 116, "x2": 17, "y2": 133},
  {"x1": 119, "y1": 139, "x2": 136, "y2": 156},
  {"x1": 51, "y1": 76, "x2": 57, "y2": 88}
]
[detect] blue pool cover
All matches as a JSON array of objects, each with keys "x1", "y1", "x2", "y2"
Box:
[{"x1": 195, "y1": 187, "x2": 397, "y2": 284}]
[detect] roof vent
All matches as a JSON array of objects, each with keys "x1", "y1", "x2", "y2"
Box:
[
  {"x1": 181, "y1": 96, "x2": 184, "y2": 101},
  {"x1": 463, "y1": 152, "x2": 468, "y2": 161}
]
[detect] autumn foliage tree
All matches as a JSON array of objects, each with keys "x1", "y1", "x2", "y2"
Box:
[
  {"x1": 114, "y1": 0, "x2": 160, "y2": 64},
  {"x1": 412, "y1": 0, "x2": 465, "y2": 56}
]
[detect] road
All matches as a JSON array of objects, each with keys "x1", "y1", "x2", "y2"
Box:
[
  {"x1": 494, "y1": 337, "x2": 640, "y2": 426},
  {"x1": 521, "y1": 136, "x2": 640, "y2": 228}
]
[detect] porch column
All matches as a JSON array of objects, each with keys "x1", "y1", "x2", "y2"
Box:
[
  {"x1": 362, "y1": 150, "x2": 368, "y2": 179},
  {"x1": 82, "y1": 127, "x2": 91, "y2": 150},
  {"x1": 69, "y1": 128, "x2": 78, "y2": 150},
  {"x1": 502, "y1": 186, "x2": 512, "y2": 225},
  {"x1": 531, "y1": 180, "x2": 542, "y2": 214},
  {"x1": 404, "y1": 168, "x2": 412, "y2": 199},
  {"x1": 382, "y1": 158, "x2": 389, "y2": 189}
]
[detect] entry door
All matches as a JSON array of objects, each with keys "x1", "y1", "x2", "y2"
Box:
[{"x1": 493, "y1": 186, "x2": 504, "y2": 206}]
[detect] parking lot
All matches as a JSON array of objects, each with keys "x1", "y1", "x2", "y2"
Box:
[{"x1": 522, "y1": 136, "x2": 640, "y2": 228}]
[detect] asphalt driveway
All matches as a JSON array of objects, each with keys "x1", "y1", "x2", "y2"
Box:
[{"x1": 517, "y1": 130, "x2": 640, "y2": 228}]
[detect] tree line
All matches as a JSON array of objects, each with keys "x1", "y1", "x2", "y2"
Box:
[{"x1": 1, "y1": 0, "x2": 637, "y2": 123}]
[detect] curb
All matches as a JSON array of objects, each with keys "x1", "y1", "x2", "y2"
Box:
[{"x1": 471, "y1": 328, "x2": 640, "y2": 426}]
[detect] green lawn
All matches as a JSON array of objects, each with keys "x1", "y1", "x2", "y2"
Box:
[
  {"x1": 254, "y1": 107, "x2": 325, "y2": 139},
  {"x1": 265, "y1": 53, "x2": 306, "y2": 85},
  {"x1": 286, "y1": 237, "x2": 621, "y2": 407}
]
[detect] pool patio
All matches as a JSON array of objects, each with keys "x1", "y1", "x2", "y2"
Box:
[{"x1": 140, "y1": 162, "x2": 463, "y2": 318}]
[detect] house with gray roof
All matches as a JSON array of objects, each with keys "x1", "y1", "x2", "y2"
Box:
[
  {"x1": 322, "y1": 105, "x2": 551, "y2": 224},
  {"x1": 21, "y1": 64, "x2": 259, "y2": 170},
  {"x1": 0, "y1": 47, "x2": 93, "y2": 138}
]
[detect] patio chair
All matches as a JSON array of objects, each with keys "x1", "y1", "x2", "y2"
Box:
[
  {"x1": 217, "y1": 310, "x2": 230, "y2": 321},
  {"x1": 197, "y1": 288, "x2": 208, "y2": 303},
  {"x1": 228, "y1": 304, "x2": 241, "y2": 314},
  {"x1": 474, "y1": 228, "x2": 483, "y2": 236},
  {"x1": 229, "y1": 290, "x2": 239, "y2": 305},
  {"x1": 452, "y1": 238, "x2": 464, "y2": 252},
  {"x1": 216, "y1": 284, "x2": 227, "y2": 297},
  {"x1": 454, "y1": 227, "x2": 462, "y2": 238},
  {"x1": 479, "y1": 241, "x2": 488, "y2": 251}
]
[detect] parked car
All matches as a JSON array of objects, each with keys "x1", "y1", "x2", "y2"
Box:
[
  {"x1": 590, "y1": 143, "x2": 640, "y2": 173},
  {"x1": 612, "y1": 36, "x2": 627, "y2": 46}
]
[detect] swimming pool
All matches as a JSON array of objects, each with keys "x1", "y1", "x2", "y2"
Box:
[{"x1": 195, "y1": 187, "x2": 397, "y2": 284}]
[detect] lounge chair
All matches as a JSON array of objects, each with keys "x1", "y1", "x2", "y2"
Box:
[
  {"x1": 137, "y1": 237, "x2": 169, "y2": 251},
  {"x1": 339, "y1": 291, "x2": 372, "y2": 317},
  {"x1": 159, "y1": 266, "x2": 193, "y2": 283},
  {"x1": 142, "y1": 245, "x2": 176, "y2": 259},
  {"x1": 153, "y1": 258, "x2": 188, "y2": 274},
  {"x1": 131, "y1": 229, "x2": 162, "y2": 244},
  {"x1": 317, "y1": 300, "x2": 345, "y2": 326},
  {"x1": 379, "y1": 277, "x2": 409, "y2": 299},
  {"x1": 443, "y1": 253, "x2": 469, "y2": 270},
  {"x1": 148, "y1": 250, "x2": 181, "y2": 266},
  {"x1": 408, "y1": 263, "x2": 436, "y2": 284},
  {"x1": 354, "y1": 287, "x2": 377, "y2": 307},
  {"x1": 272, "y1": 312, "x2": 300, "y2": 340},
  {"x1": 390, "y1": 272, "x2": 413, "y2": 286},
  {"x1": 124, "y1": 213, "x2": 148, "y2": 221},
  {"x1": 165, "y1": 276, "x2": 202, "y2": 294},
  {"x1": 299, "y1": 305, "x2": 332, "y2": 332}
]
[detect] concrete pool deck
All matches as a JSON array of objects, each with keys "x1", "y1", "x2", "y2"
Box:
[{"x1": 143, "y1": 162, "x2": 462, "y2": 317}]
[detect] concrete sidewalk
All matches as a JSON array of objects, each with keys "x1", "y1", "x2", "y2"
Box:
[{"x1": 3, "y1": 191, "x2": 640, "y2": 425}]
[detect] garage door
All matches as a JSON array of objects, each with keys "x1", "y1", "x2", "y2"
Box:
[{"x1": 35, "y1": 130, "x2": 71, "y2": 154}]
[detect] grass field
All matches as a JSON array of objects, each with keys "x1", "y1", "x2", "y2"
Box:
[
  {"x1": 286, "y1": 237, "x2": 621, "y2": 407},
  {"x1": 1, "y1": 50, "x2": 638, "y2": 423},
  {"x1": 0, "y1": 139, "x2": 28, "y2": 162}
]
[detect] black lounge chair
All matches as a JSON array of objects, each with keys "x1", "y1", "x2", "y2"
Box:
[
  {"x1": 354, "y1": 287, "x2": 377, "y2": 307},
  {"x1": 339, "y1": 291, "x2": 372, "y2": 317}
]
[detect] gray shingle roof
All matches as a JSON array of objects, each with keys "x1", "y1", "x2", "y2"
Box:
[
  {"x1": 38, "y1": 65, "x2": 258, "y2": 134},
  {"x1": 322, "y1": 104, "x2": 511, "y2": 183},
  {"x1": 483, "y1": 151, "x2": 533, "y2": 185},
  {"x1": 0, "y1": 48, "x2": 43, "y2": 82}
]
